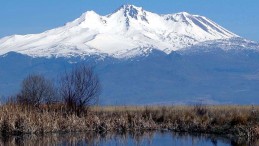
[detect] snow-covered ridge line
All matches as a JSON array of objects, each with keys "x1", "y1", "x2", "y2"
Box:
[
  {"x1": 178, "y1": 37, "x2": 259, "y2": 54},
  {"x1": 0, "y1": 4, "x2": 243, "y2": 58}
]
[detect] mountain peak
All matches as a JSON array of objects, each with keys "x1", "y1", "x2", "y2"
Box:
[
  {"x1": 119, "y1": 4, "x2": 143, "y2": 11},
  {"x1": 115, "y1": 4, "x2": 146, "y2": 20},
  {"x1": 0, "y1": 4, "x2": 243, "y2": 58},
  {"x1": 176, "y1": 12, "x2": 191, "y2": 16},
  {"x1": 78, "y1": 10, "x2": 100, "y2": 21}
]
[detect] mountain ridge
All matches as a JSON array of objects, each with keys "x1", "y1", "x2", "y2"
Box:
[
  {"x1": 0, "y1": 4, "x2": 241, "y2": 58},
  {"x1": 1, "y1": 48, "x2": 259, "y2": 105}
]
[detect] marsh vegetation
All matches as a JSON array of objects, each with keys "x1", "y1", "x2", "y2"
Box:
[{"x1": 1, "y1": 104, "x2": 259, "y2": 141}]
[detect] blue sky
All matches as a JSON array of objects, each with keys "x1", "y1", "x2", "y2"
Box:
[{"x1": 0, "y1": 0, "x2": 258, "y2": 41}]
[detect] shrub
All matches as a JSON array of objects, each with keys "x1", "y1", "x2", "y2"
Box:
[
  {"x1": 16, "y1": 74, "x2": 56, "y2": 108},
  {"x1": 59, "y1": 64, "x2": 101, "y2": 115},
  {"x1": 194, "y1": 104, "x2": 208, "y2": 116}
]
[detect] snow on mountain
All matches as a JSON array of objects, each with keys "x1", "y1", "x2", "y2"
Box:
[
  {"x1": 179, "y1": 37, "x2": 259, "y2": 54},
  {"x1": 0, "y1": 4, "x2": 239, "y2": 58}
]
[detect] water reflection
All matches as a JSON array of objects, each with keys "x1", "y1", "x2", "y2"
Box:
[{"x1": 0, "y1": 131, "x2": 257, "y2": 146}]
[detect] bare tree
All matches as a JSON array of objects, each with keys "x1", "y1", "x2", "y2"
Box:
[
  {"x1": 17, "y1": 74, "x2": 56, "y2": 107},
  {"x1": 60, "y1": 64, "x2": 101, "y2": 115}
]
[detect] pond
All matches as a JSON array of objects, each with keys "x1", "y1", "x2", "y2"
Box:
[{"x1": 0, "y1": 131, "x2": 255, "y2": 146}]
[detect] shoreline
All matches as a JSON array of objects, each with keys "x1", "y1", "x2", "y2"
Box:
[{"x1": 1, "y1": 105, "x2": 259, "y2": 141}]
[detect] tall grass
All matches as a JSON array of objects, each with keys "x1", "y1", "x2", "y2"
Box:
[{"x1": 0, "y1": 104, "x2": 259, "y2": 140}]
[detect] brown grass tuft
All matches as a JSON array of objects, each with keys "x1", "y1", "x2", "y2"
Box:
[{"x1": 0, "y1": 104, "x2": 258, "y2": 139}]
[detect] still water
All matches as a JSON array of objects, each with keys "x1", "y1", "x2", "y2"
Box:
[{"x1": 0, "y1": 131, "x2": 255, "y2": 146}]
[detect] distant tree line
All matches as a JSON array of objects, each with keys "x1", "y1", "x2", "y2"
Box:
[{"x1": 13, "y1": 64, "x2": 101, "y2": 115}]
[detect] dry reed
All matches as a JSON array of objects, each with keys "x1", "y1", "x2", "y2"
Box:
[{"x1": 0, "y1": 104, "x2": 259, "y2": 140}]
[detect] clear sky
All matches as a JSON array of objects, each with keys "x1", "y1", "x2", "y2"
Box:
[{"x1": 0, "y1": 0, "x2": 258, "y2": 41}]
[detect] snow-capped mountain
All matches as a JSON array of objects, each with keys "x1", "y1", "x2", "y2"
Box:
[
  {"x1": 1, "y1": 4, "x2": 259, "y2": 105},
  {"x1": 0, "y1": 4, "x2": 239, "y2": 58}
]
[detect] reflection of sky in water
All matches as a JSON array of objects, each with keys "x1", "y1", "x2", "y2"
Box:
[
  {"x1": 100, "y1": 133, "x2": 230, "y2": 146},
  {"x1": 0, "y1": 132, "x2": 250, "y2": 146}
]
